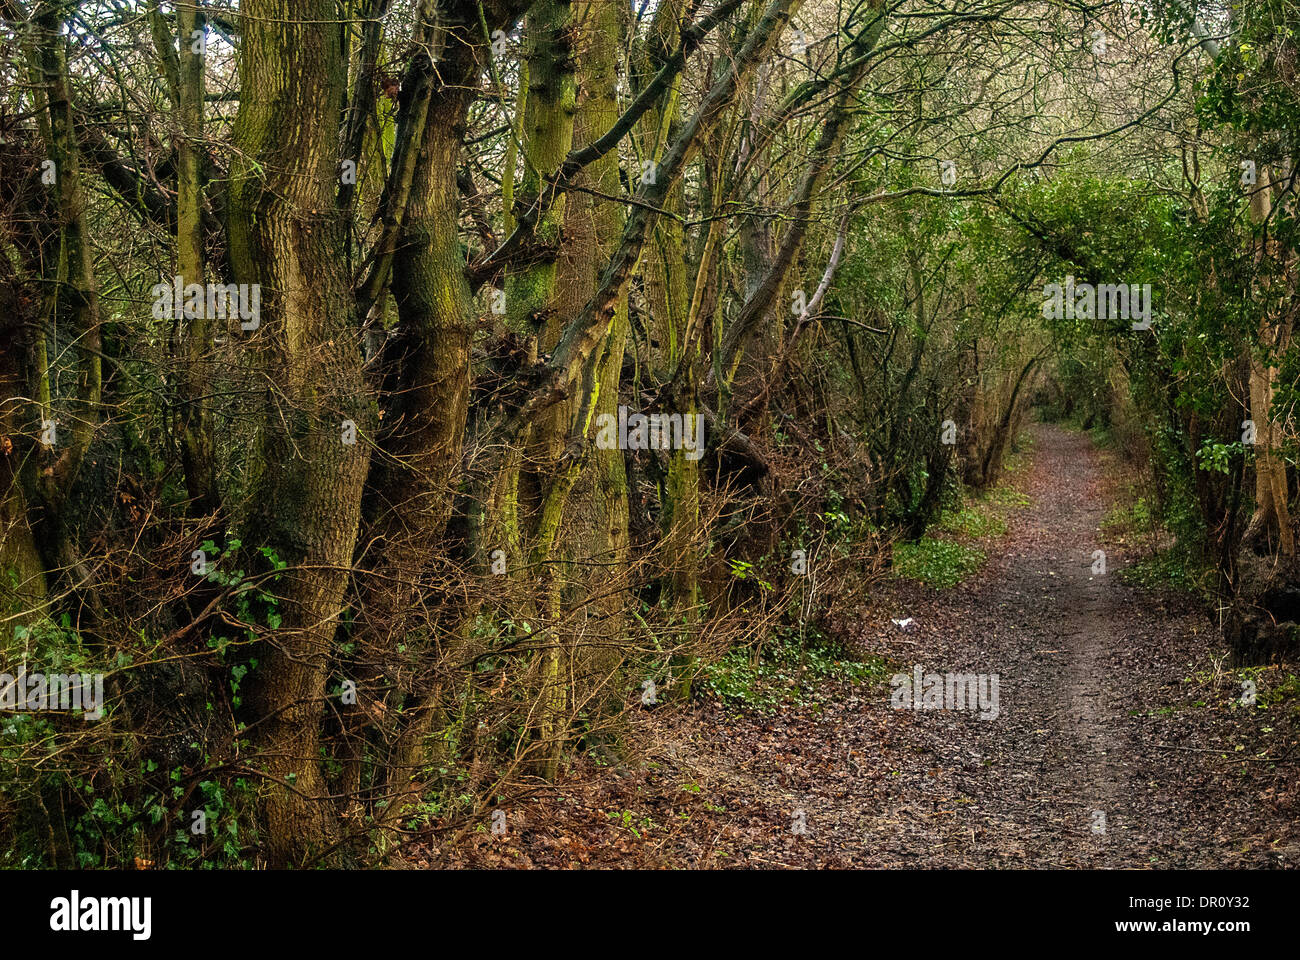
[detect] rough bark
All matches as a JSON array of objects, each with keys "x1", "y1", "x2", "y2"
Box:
[
  {"x1": 227, "y1": 0, "x2": 371, "y2": 866},
  {"x1": 175, "y1": 0, "x2": 219, "y2": 517},
  {"x1": 1242, "y1": 165, "x2": 1295, "y2": 555},
  {"x1": 30, "y1": 1, "x2": 103, "y2": 578},
  {"x1": 361, "y1": 14, "x2": 484, "y2": 823}
]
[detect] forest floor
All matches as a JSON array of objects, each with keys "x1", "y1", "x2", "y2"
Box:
[{"x1": 418, "y1": 423, "x2": 1300, "y2": 868}]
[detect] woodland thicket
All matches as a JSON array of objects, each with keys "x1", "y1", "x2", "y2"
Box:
[{"x1": 1, "y1": 0, "x2": 1296, "y2": 866}]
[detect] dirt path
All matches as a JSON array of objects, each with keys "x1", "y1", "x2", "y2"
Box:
[
  {"x1": 858, "y1": 421, "x2": 1206, "y2": 867},
  {"x1": 773, "y1": 422, "x2": 1295, "y2": 868},
  {"x1": 429, "y1": 423, "x2": 1298, "y2": 869}
]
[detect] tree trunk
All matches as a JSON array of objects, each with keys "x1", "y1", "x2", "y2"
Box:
[
  {"x1": 175, "y1": 1, "x2": 218, "y2": 516},
  {"x1": 363, "y1": 12, "x2": 484, "y2": 825},
  {"x1": 1243, "y1": 166, "x2": 1295, "y2": 555},
  {"x1": 546, "y1": 0, "x2": 632, "y2": 710},
  {"x1": 503, "y1": 0, "x2": 579, "y2": 778},
  {"x1": 32, "y1": 0, "x2": 103, "y2": 576},
  {"x1": 227, "y1": 0, "x2": 370, "y2": 866}
]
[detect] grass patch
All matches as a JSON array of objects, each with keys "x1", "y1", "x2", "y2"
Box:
[
  {"x1": 896, "y1": 450, "x2": 1029, "y2": 588},
  {"x1": 1258, "y1": 671, "x2": 1300, "y2": 716},
  {"x1": 984, "y1": 483, "x2": 1030, "y2": 510},
  {"x1": 1100, "y1": 495, "x2": 1157, "y2": 541},
  {"x1": 936, "y1": 504, "x2": 1007, "y2": 539},
  {"x1": 891, "y1": 537, "x2": 986, "y2": 589},
  {"x1": 1086, "y1": 423, "x2": 1115, "y2": 449},
  {"x1": 1117, "y1": 545, "x2": 1206, "y2": 594},
  {"x1": 1100, "y1": 472, "x2": 1212, "y2": 596},
  {"x1": 1201, "y1": 666, "x2": 1300, "y2": 717},
  {"x1": 936, "y1": 464, "x2": 1029, "y2": 542},
  {"x1": 1001, "y1": 429, "x2": 1035, "y2": 474},
  {"x1": 702, "y1": 626, "x2": 893, "y2": 713}
]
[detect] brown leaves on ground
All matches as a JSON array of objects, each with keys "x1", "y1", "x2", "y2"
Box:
[{"x1": 411, "y1": 424, "x2": 1299, "y2": 869}]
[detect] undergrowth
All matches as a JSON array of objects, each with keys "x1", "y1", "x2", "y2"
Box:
[
  {"x1": 1101, "y1": 495, "x2": 1210, "y2": 596},
  {"x1": 702, "y1": 625, "x2": 891, "y2": 713},
  {"x1": 891, "y1": 538, "x2": 986, "y2": 589},
  {"x1": 891, "y1": 446, "x2": 1030, "y2": 589}
]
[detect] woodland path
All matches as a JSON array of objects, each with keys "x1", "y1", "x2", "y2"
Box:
[{"x1": 425, "y1": 424, "x2": 1298, "y2": 869}]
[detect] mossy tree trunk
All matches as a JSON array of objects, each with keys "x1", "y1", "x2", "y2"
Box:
[
  {"x1": 1243, "y1": 165, "x2": 1295, "y2": 556},
  {"x1": 363, "y1": 7, "x2": 485, "y2": 821},
  {"x1": 175, "y1": 1, "x2": 218, "y2": 517},
  {"x1": 31, "y1": 0, "x2": 103, "y2": 579},
  {"x1": 546, "y1": 0, "x2": 633, "y2": 727},
  {"x1": 500, "y1": 0, "x2": 578, "y2": 778},
  {"x1": 227, "y1": 0, "x2": 372, "y2": 867},
  {"x1": 635, "y1": 0, "x2": 701, "y2": 695}
]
